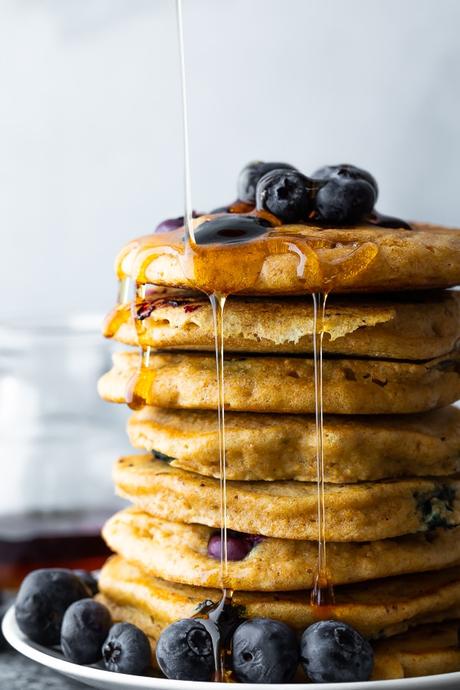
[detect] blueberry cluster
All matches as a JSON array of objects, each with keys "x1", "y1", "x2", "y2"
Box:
[
  {"x1": 239, "y1": 160, "x2": 379, "y2": 225},
  {"x1": 156, "y1": 611, "x2": 374, "y2": 683},
  {"x1": 14, "y1": 568, "x2": 151, "y2": 676}
]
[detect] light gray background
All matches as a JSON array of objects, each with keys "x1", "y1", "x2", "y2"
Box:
[{"x1": 1, "y1": 0, "x2": 459, "y2": 317}]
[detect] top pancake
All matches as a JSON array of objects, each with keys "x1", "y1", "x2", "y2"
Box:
[{"x1": 115, "y1": 220, "x2": 460, "y2": 294}]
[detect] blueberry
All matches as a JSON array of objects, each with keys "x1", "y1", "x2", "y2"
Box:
[
  {"x1": 232, "y1": 618, "x2": 299, "y2": 683},
  {"x1": 155, "y1": 211, "x2": 201, "y2": 233},
  {"x1": 313, "y1": 163, "x2": 378, "y2": 200},
  {"x1": 238, "y1": 161, "x2": 296, "y2": 204},
  {"x1": 103, "y1": 622, "x2": 151, "y2": 675},
  {"x1": 15, "y1": 569, "x2": 90, "y2": 646},
  {"x1": 61, "y1": 599, "x2": 111, "y2": 664},
  {"x1": 315, "y1": 176, "x2": 376, "y2": 224},
  {"x1": 74, "y1": 570, "x2": 99, "y2": 597},
  {"x1": 207, "y1": 531, "x2": 258, "y2": 561},
  {"x1": 256, "y1": 169, "x2": 317, "y2": 223},
  {"x1": 300, "y1": 620, "x2": 374, "y2": 683},
  {"x1": 156, "y1": 618, "x2": 215, "y2": 681}
]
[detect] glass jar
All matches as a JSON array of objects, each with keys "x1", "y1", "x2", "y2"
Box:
[{"x1": 0, "y1": 315, "x2": 128, "y2": 588}]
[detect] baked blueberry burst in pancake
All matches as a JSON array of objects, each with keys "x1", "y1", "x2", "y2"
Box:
[{"x1": 14, "y1": 161, "x2": 460, "y2": 683}]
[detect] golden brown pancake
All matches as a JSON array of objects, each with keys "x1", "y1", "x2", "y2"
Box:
[
  {"x1": 98, "y1": 349, "x2": 460, "y2": 414},
  {"x1": 128, "y1": 405, "x2": 460, "y2": 482},
  {"x1": 113, "y1": 455, "x2": 460, "y2": 541},
  {"x1": 371, "y1": 621, "x2": 460, "y2": 680},
  {"x1": 98, "y1": 556, "x2": 460, "y2": 640},
  {"x1": 105, "y1": 290, "x2": 460, "y2": 360},
  {"x1": 115, "y1": 221, "x2": 460, "y2": 294},
  {"x1": 103, "y1": 508, "x2": 460, "y2": 591}
]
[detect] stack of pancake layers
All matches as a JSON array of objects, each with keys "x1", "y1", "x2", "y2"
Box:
[{"x1": 98, "y1": 222, "x2": 460, "y2": 681}]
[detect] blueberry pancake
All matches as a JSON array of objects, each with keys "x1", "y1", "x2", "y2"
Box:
[
  {"x1": 98, "y1": 349, "x2": 460, "y2": 414},
  {"x1": 115, "y1": 221, "x2": 460, "y2": 294},
  {"x1": 97, "y1": 556, "x2": 460, "y2": 641},
  {"x1": 113, "y1": 455, "x2": 460, "y2": 541},
  {"x1": 105, "y1": 290, "x2": 460, "y2": 361},
  {"x1": 103, "y1": 508, "x2": 460, "y2": 591},
  {"x1": 127, "y1": 406, "x2": 460, "y2": 482}
]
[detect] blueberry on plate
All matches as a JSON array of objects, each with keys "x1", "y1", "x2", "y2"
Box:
[
  {"x1": 61, "y1": 599, "x2": 112, "y2": 665},
  {"x1": 103, "y1": 622, "x2": 151, "y2": 675},
  {"x1": 315, "y1": 175, "x2": 376, "y2": 224},
  {"x1": 300, "y1": 620, "x2": 374, "y2": 683},
  {"x1": 313, "y1": 163, "x2": 379, "y2": 200},
  {"x1": 256, "y1": 169, "x2": 316, "y2": 223},
  {"x1": 15, "y1": 569, "x2": 90, "y2": 646},
  {"x1": 232, "y1": 617, "x2": 299, "y2": 683},
  {"x1": 73, "y1": 570, "x2": 99, "y2": 597},
  {"x1": 238, "y1": 161, "x2": 297, "y2": 204},
  {"x1": 156, "y1": 618, "x2": 215, "y2": 681}
]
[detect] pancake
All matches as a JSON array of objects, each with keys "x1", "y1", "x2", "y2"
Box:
[
  {"x1": 98, "y1": 556, "x2": 460, "y2": 641},
  {"x1": 96, "y1": 594, "x2": 460, "y2": 680},
  {"x1": 127, "y1": 406, "x2": 460, "y2": 482},
  {"x1": 115, "y1": 220, "x2": 460, "y2": 294},
  {"x1": 113, "y1": 455, "x2": 460, "y2": 541},
  {"x1": 371, "y1": 621, "x2": 460, "y2": 680},
  {"x1": 103, "y1": 508, "x2": 460, "y2": 591},
  {"x1": 105, "y1": 290, "x2": 460, "y2": 361},
  {"x1": 98, "y1": 349, "x2": 460, "y2": 414}
]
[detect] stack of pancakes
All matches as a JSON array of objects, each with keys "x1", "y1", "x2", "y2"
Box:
[{"x1": 97, "y1": 222, "x2": 460, "y2": 681}]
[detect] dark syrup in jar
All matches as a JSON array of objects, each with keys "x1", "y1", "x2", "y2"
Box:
[{"x1": 0, "y1": 510, "x2": 111, "y2": 589}]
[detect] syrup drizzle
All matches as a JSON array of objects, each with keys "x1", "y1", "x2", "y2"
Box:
[{"x1": 311, "y1": 292, "x2": 335, "y2": 608}]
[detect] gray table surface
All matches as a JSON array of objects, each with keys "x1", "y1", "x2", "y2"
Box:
[{"x1": 0, "y1": 648, "x2": 86, "y2": 689}]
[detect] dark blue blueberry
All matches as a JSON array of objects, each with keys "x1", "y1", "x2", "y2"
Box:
[
  {"x1": 194, "y1": 215, "x2": 271, "y2": 246},
  {"x1": 313, "y1": 164, "x2": 378, "y2": 200},
  {"x1": 61, "y1": 599, "x2": 112, "y2": 665},
  {"x1": 207, "y1": 531, "x2": 259, "y2": 561},
  {"x1": 73, "y1": 570, "x2": 99, "y2": 597},
  {"x1": 156, "y1": 618, "x2": 215, "y2": 681},
  {"x1": 315, "y1": 176, "x2": 376, "y2": 224},
  {"x1": 15, "y1": 569, "x2": 90, "y2": 646},
  {"x1": 256, "y1": 169, "x2": 317, "y2": 223},
  {"x1": 232, "y1": 618, "x2": 299, "y2": 683},
  {"x1": 300, "y1": 620, "x2": 374, "y2": 682},
  {"x1": 155, "y1": 211, "x2": 201, "y2": 233},
  {"x1": 103, "y1": 622, "x2": 151, "y2": 675},
  {"x1": 238, "y1": 161, "x2": 297, "y2": 204}
]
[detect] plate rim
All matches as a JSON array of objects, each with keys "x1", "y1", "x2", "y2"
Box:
[{"x1": 3, "y1": 605, "x2": 460, "y2": 690}]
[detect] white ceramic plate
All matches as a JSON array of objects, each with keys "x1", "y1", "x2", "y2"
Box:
[{"x1": 3, "y1": 606, "x2": 460, "y2": 690}]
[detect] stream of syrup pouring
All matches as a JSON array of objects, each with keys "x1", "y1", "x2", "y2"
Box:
[{"x1": 113, "y1": 0, "x2": 378, "y2": 680}]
